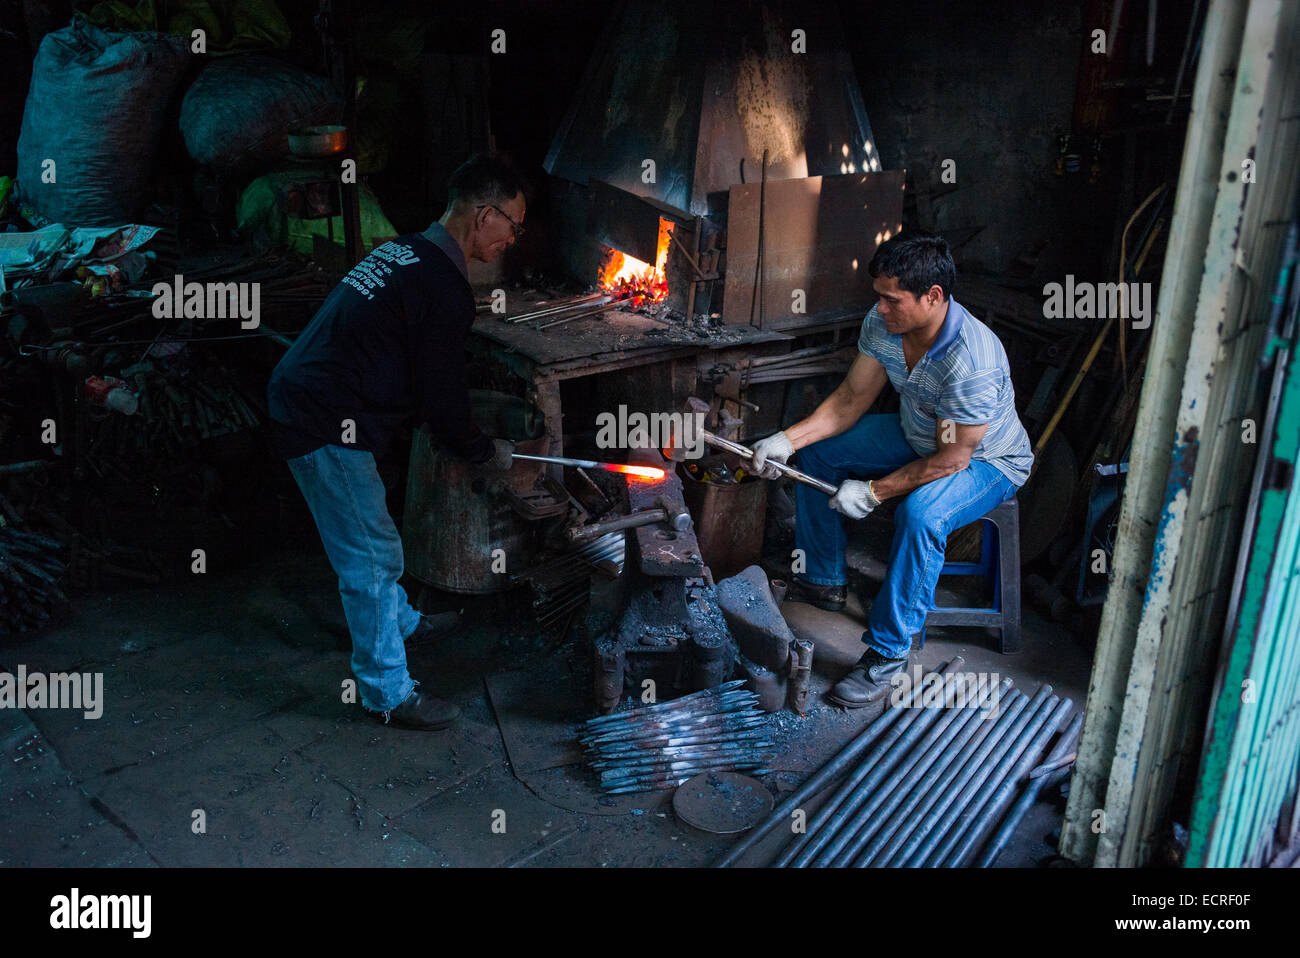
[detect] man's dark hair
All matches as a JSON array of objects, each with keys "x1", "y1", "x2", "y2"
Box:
[
  {"x1": 447, "y1": 153, "x2": 528, "y2": 210},
  {"x1": 867, "y1": 232, "x2": 955, "y2": 301}
]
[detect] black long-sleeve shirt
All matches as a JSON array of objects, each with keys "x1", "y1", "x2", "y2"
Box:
[{"x1": 267, "y1": 227, "x2": 492, "y2": 463}]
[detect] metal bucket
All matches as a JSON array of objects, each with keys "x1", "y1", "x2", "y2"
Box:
[
  {"x1": 679, "y1": 467, "x2": 767, "y2": 581},
  {"x1": 401, "y1": 390, "x2": 548, "y2": 594}
]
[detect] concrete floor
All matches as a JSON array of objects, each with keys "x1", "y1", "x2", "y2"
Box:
[{"x1": 1, "y1": 520, "x2": 1095, "y2": 868}]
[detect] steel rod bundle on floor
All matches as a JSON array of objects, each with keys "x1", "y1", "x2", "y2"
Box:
[
  {"x1": 862, "y1": 688, "x2": 1019, "y2": 868},
  {"x1": 829, "y1": 678, "x2": 1012, "y2": 867},
  {"x1": 782, "y1": 671, "x2": 975, "y2": 867},
  {"x1": 580, "y1": 680, "x2": 772, "y2": 793},
  {"x1": 941, "y1": 698, "x2": 1074, "y2": 867},
  {"x1": 896, "y1": 687, "x2": 1055, "y2": 866},
  {"x1": 975, "y1": 712, "x2": 1083, "y2": 867},
  {"x1": 714, "y1": 657, "x2": 966, "y2": 868}
]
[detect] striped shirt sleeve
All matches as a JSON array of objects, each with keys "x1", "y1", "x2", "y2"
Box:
[
  {"x1": 856, "y1": 307, "x2": 884, "y2": 361},
  {"x1": 936, "y1": 367, "x2": 1002, "y2": 425}
]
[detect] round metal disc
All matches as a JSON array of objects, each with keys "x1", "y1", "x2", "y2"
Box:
[{"x1": 673, "y1": 772, "x2": 774, "y2": 835}]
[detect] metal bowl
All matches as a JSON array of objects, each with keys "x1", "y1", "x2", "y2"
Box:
[{"x1": 287, "y1": 125, "x2": 348, "y2": 158}]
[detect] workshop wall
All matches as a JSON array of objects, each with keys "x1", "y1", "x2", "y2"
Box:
[{"x1": 846, "y1": 0, "x2": 1086, "y2": 280}]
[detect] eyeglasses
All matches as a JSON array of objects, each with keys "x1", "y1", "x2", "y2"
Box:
[{"x1": 477, "y1": 204, "x2": 525, "y2": 240}]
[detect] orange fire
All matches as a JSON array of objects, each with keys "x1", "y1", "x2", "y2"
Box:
[{"x1": 599, "y1": 218, "x2": 673, "y2": 306}]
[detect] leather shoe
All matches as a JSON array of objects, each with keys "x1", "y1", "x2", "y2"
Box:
[
  {"x1": 826, "y1": 648, "x2": 909, "y2": 708},
  {"x1": 406, "y1": 610, "x2": 459, "y2": 644},
  {"x1": 786, "y1": 576, "x2": 846, "y2": 612},
  {"x1": 381, "y1": 686, "x2": 460, "y2": 730}
]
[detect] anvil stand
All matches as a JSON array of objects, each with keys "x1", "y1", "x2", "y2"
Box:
[{"x1": 588, "y1": 449, "x2": 736, "y2": 714}]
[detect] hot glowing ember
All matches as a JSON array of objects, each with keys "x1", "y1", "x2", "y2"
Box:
[{"x1": 598, "y1": 218, "x2": 673, "y2": 306}]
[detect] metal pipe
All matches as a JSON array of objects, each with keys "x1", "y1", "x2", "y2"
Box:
[
  {"x1": 975, "y1": 713, "x2": 1083, "y2": 867},
  {"x1": 860, "y1": 682, "x2": 1016, "y2": 867},
  {"x1": 780, "y1": 671, "x2": 970, "y2": 867},
  {"x1": 698, "y1": 430, "x2": 838, "y2": 496},
  {"x1": 928, "y1": 692, "x2": 1064, "y2": 867},
  {"x1": 894, "y1": 688, "x2": 1043, "y2": 867},
  {"x1": 946, "y1": 698, "x2": 1074, "y2": 867},
  {"x1": 865, "y1": 701, "x2": 1012, "y2": 868},
  {"x1": 714, "y1": 657, "x2": 966, "y2": 868},
  {"x1": 833, "y1": 677, "x2": 1012, "y2": 867}
]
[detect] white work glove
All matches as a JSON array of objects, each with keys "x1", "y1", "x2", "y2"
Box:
[
  {"x1": 828, "y1": 479, "x2": 882, "y2": 519},
  {"x1": 749, "y1": 431, "x2": 794, "y2": 480}
]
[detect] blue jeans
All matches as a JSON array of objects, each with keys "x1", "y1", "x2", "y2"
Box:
[
  {"x1": 287, "y1": 444, "x2": 422, "y2": 712},
  {"x1": 794, "y1": 414, "x2": 1018, "y2": 659}
]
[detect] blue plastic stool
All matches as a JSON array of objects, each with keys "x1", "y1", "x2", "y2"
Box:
[{"x1": 920, "y1": 497, "x2": 1021, "y2": 654}]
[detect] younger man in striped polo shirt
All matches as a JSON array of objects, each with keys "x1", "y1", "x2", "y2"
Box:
[{"x1": 750, "y1": 233, "x2": 1032, "y2": 707}]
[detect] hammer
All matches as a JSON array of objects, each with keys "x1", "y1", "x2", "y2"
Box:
[
  {"x1": 565, "y1": 497, "x2": 691, "y2": 545},
  {"x1": 663, "y1": 398, "x2": 838, "y2": 496}
]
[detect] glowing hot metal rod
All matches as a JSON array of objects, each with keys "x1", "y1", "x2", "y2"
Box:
[{"x1": 510, "y1": 452, "x2": 666, "y2": 481}]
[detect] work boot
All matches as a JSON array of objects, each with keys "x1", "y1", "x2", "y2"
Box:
[
  {"x1": 381, "y1": 686, "x2": 460, "y2": 730},
  {"x1": 406, "y1": 610, "x2": 459, "y2": 644},
  {"x1": 826, "y1": 648, "x2": 909, "y2": 708},
  {"x1": 785, "y1": 576, "x2": 847, "y2": 612}
]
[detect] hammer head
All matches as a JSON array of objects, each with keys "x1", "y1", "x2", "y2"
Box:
[{"x1": 660, "y1": 396, "x2": 711, "y2": 463}]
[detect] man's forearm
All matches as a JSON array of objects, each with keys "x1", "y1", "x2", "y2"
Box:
[{"x1": 872, "y1": 453, "x2": 968, "y2": 501}]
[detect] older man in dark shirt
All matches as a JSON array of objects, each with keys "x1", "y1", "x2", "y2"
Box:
[{"x1": 268, "y1": 154, "x2": 526, "y2": 730}]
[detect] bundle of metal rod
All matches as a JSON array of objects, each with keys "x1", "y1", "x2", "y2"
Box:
[
  {"x1": 759, "y1": 680, "x2": 1075, "y2": 869},
  {"x1": 742, "y1": 346, "x2": 857, "y2": 386},
  {"x1": 503, "y1": 293, "x2": 610, "y2": 324},
  {"x1": 778, "y1": 672, "x2": 1003, "y2": 867},
  {"x1": 0, "y1": 520, "x2": 68, "y2": 636},
  {"x1": 974, "y1": 713, "x2": 1083, "y2": 867},
  {"x1": 713, "y1": 657, "x2": 967, "y2": 868},
  {"x1": 849, "y1": 683, "x2": 1024, "y2": 868},
  {"x1": 579, "y1": 681, "x2": 773, "y2": 793},
  {"x1": 808, "y1": 677, "x2": 1014, "y2": 868},
  {"x1": 892, "y1": 688, "x2": 1072, "y2": 868},
  {"x1": 936, "y1": 697, "x2": 1074, "y2": 867},
  {"x1": 522, "y1": 533, "x2": 625, "y2": 627},
  {"x1": 535, "y1": 300, "x2": 625, "y2": 330}
]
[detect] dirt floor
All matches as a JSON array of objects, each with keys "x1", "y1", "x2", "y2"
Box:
[{"x1": 1, "y1": 507, "x2": 1096, "y2": 868}]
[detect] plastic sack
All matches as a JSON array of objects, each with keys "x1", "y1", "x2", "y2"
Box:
[
  {"x1": 235, "y1": 170, "x2": 397, "y2": 258},
  {"x1": 180, "y1": 55, "x2": 341, "y2": 171},
  {"x1": 15, "y1": 21, "x2": 188, "y2": 226}
]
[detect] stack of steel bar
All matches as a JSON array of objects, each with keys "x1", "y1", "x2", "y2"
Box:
[
  {"x1": 517, "y1": 532, "x2": 624, "y2": 628},
  {"x1": 0, "y1": 496, "x2": 68, "y2": 636},
  {"x1": 579, "y1": 680, "x2": 774, "y2": 793},
  {"x1": 714, "y1": 657, "x2": 1075, "y2": 867},
  {"x1": 742, "y1": 344, "x2": 856, "y2": 385}
]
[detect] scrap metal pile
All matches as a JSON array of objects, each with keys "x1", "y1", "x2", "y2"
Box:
[
  {"x1": 716, "y1": 658, "x2": 1082, "y2": 868},
  {"x1": 0, "y1": 494, "x2": 68, "y2": 637},
  {"x1": 579, "y1": 680, "x2": 775, "y2": 793}
]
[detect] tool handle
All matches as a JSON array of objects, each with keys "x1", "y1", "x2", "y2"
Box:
[{"x1": 701, "y1": 431, "x2": 838, "y2": 496}]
